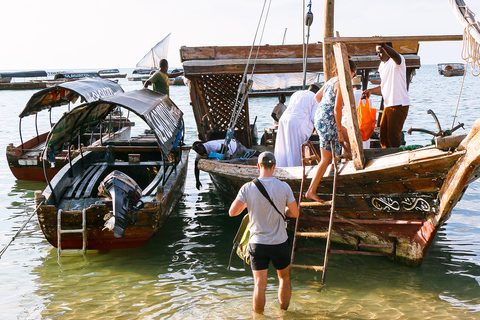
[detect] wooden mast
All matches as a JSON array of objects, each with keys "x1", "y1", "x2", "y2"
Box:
[{"x1": 323, "y1": 0, "x2": 335, "y2": 81}]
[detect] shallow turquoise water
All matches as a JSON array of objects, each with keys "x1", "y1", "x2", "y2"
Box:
[{"x1": 1, "y1": 65, "x2": 480, "y2": 319}]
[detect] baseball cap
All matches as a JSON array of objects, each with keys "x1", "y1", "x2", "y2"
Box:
[{"x1": 258, "y1": 151, "x2": 276, "y2": 164}]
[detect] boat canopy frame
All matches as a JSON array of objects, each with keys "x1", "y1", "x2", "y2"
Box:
[{"x1": 17, "y1": 78, "x2": 124, "y2": 153}]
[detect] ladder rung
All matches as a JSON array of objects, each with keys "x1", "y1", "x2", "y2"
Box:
[
  {"x1": 300, "y1": 200, "x2": 332, "y2": 207},
  {"x1": 296, "y1": 232, "x2": 328, "y2": 238},
  {"x1": 59, "y1": 229, "x2": 85, "y2": 234},
  {"x1": 292, "y1": 264, "x2": 324, "y2": 272},
  {"x1": 303, "y1": 155, "x2": 320, "y2": 162}
]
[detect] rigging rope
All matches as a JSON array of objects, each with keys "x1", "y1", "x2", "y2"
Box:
[
  {"x1": 221, "y1": 0, "x2": 272, "y2": 155},
  {"x1": 302, "y1": 0, "x2": 313, "y2": 88},
  {"x1": 451, "y1": 64, "x2": 468, "y2": 130}
]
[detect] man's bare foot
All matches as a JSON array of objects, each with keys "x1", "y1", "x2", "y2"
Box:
[{"x1": 305, "y1": 190, "x2": 324, "y2": 203}]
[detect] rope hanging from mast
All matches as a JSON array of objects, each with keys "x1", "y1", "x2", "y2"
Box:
[
  {"x1": 302, "y1": 0, "x2": 314, "y2": 88},
  {"x1": 461, "y1": 12, "x2": 480, "y2": 76},
  {"x1": 220, "y1": 0, "x2": 272, "y2": 156},
  {"x1": 450, "y1": 0, "x2": 480, "y2": 76}
]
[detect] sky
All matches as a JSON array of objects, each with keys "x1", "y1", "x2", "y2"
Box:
[{"x1": 1, "y1": 0, "x2": 479, "y2": 71}]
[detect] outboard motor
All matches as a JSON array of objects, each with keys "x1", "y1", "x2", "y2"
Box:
[{"x1": 98, "y1": 170, "x2": 143, "y2": 238}]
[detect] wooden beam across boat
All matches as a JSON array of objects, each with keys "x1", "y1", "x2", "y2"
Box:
[
  {"x1": 324, "y1": 34, "x2": 463, "y2": 44},
  {"x1": 180, "y1": 41, "x2": 421, "y2": 76}
]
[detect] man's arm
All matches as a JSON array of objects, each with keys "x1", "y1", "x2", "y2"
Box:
[
  {"x1": 143, "y1": 79, "x2": 151, "y2": 89},
  {"x1": 380, "y1": 43, "x2": 402, "y2": 65},
  {"x1": 362, "y1": 85, "x2": 381, "y2": 99},
  {"x1": 271, "y1": 112, "x2": 279, "y2": 122},
  {"x1": 194, "y1": 156, "x2": 202, "y2": 190},
  {"x1": 229, "y1": 199, "x2": 247, "y2": 217},
  {"x1": 285, "y1": 201, "x2": 299, "y2": 218}
]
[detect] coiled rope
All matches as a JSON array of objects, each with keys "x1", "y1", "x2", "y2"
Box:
[{"x1": 462, "y1": 22, "x2": 480, "y2": 76}]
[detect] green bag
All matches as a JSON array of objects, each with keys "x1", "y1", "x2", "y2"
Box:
[
  {"x1": 236, "y1": 214, "x2": 251, "y2": 265},
  {"x1": 228, "y1": 213, "x2": 250, "y2": 269}
]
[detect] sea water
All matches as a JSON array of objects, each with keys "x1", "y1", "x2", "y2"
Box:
[{"x1": 1, "y1": 65, "x2": 480, "y2": 319}]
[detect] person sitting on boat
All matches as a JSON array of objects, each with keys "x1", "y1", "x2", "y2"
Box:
[
  {"x1": 274, "y1": 83, "x2": 320, "y2": 167},
  {"x1": 143, "y1": 59, "x2": 183, "y2": 96},
  {"x1": 271, "y1": 93, "x2": 287, "y2": 127},
  {"x1": 192, "y1": 139, "x2": 259, "y2": 189},
  {"x1": 362, "y1": 42, "x2": 410, "y2": 148},
  {"x1": 305, "y1": 59, "x2": 357, "y2": 203},
  {"x1": 229, "y1": 151, "x2": 299, "y2": 314}
]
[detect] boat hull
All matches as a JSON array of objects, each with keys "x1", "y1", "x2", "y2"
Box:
[
  {"x1": 7, "y1": 125, "x2": 132, "y2": 182},
  {"x1": 199, "y1": 138, "x2": 480, "y2": 266},
  {"x1": 36, "y1": 148, "x2": 189, "y2": 250}
]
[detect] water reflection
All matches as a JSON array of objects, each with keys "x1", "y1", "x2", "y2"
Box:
[{"x1": 26, "y1": 180, "x2": 480, "y2": 319}]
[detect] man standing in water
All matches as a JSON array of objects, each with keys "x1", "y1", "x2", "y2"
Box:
[
  {"x1": 363, "y1": 42, "x2": 410, "y2": 148},
  {"x1": 143, "y1": 59, "x2": 183, "y2": 96},
  {"x1": 229, "y1": 152, "x2": 299, "y2": 313}
]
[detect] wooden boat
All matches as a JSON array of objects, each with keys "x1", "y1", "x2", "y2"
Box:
[
  {"x1": 0, "y1": 70, "x2": 50, "y2": 90},
  {"x1": 369, "y1": 70, "x2": 381, "y2": 84},
  {"x1": 179, "y1": 28, "x2": 480, "y2": 266},
  {"x1": 437, "y1": 63, "x2": 466, "y2": 77},
  {"x1": 98, "y1": 69, "x2": 127, "y2": 79},
  {"x1": 129, "y1": 33, "x2": 171, "y2": 82},
  {"x1": 35, "y1": 89, "x2": 188, "y2": 251},
  {"x1": 6, "y1": 78, "x2": 130, "y2": 181}
]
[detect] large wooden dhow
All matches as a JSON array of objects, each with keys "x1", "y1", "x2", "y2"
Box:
[
  {"x1": 180, "y1": 32, "x2": 480, "y2": 265},
  {"x1": 34, "y1": 89, "x2": 188, "y2": 252}
]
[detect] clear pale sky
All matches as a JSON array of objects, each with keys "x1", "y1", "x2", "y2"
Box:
[{"x1": 1, "y1": 0, "x2": 479, "y2": 71}]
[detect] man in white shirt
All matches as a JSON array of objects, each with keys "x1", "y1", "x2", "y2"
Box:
[{"x1": 363, "y1": 42, "x2": 410, "y2": 148}]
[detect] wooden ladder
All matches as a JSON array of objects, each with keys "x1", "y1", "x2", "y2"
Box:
[
  {"x1": 57, "y1": 208, "x2": 87, "y2": 259},
  {"x1": 290, "y1": 141, "x2": 396, "y2": 288},
  {"x1": 291, "y1": 141, "x2": 338, "y2": 287}
]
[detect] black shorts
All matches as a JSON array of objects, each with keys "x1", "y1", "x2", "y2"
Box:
[{"x1": 249, "y1": 240, "x2": 291, "y2": 271}]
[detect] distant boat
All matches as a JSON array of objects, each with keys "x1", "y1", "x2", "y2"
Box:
[
  {"x1": 437, "y1": 63, "x2": 466, "y2": 77},
  {"x1": 369, "y1": 70, "x2": 381, "y2": 84},
  {"x1": 98, "y1": 69, "x2": 127, "y2": 79},
  {"x1": 168, "y1": 68, "x2": 185, "y2": 85},
  {"x1": 130, "y1": 33, "x2": 171, "y2": 81},
  {"x1": 0, "y1": 70, "x2": 50, "y2": 90}
]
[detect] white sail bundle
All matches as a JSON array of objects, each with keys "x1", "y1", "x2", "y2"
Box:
[
  {"x1": 249, "y1": 72, "x2": 320, "y2": 91},
  {"x1": 136, "y1": 33, "x2": 171, "y2": 69},
  {"x1": 450, "y1": 0, "x2": 480, "y2": 75}
]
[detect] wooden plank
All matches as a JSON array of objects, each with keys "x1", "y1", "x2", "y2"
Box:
[
  {"x1": 180, "y1": 44, "x2": 324, "y2": 62},
  {"x1": 183, "y1": 55, "x2": 420, "y2": 76},
  {"x1": 180, "y1": 41, "x2": 420, "y2": 63},
  {"x1": 324, "y1": 35, "x2": 463, "y2": 44},
  {"x1": 333, "y1": 43, "x2": 364, "y2": 170}
]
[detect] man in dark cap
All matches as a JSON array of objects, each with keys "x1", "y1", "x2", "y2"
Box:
[{"x1": 229, "y1": 152, "x2": 299, "y2": 314}]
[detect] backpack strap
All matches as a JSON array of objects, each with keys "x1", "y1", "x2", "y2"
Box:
[{"x1": 252, "y1": 178, "x2": 286, "y2": 221}]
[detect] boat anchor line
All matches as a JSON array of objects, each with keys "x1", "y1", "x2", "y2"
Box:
[{"x1": 369, "y1": 196, "x2": 434, "y2": 213}]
